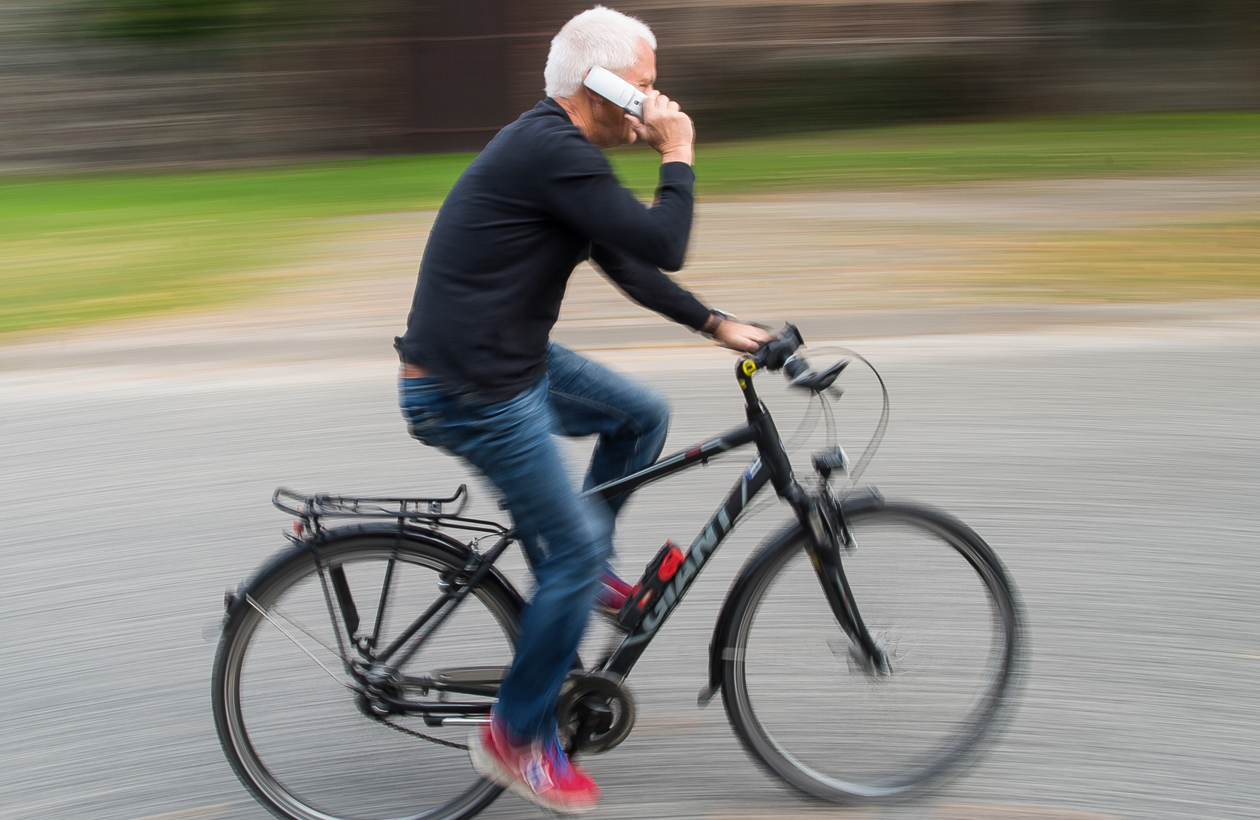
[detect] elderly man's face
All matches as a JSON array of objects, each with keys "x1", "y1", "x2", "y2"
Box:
[{"x1": 586, "y1": 39, "x2": 656, "y2": 149}]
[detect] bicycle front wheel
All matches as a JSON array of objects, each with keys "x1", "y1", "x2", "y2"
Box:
[
  {"x1": 212, "y1": 528, "x2": 521, "y2": 820},
  {"x1": 721, "y1": 502, "x2": 1023, "y2": 803}
]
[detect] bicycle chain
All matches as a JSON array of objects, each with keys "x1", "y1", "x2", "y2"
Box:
[{"x1": 377, "y1": 716, "x2": 469, "y2": 751}]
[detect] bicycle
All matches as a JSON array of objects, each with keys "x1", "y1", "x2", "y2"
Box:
[{"x1": 211, "y1": 324, "x2": 1024, "y2": 820}]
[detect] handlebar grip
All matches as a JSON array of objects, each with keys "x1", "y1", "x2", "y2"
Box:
[{"x1": 752, "y1": 324, "x2": 805, "y2": 371}]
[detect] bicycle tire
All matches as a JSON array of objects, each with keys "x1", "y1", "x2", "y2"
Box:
[
  {"x1": 212, "y1": 526, "x2": 522, "y2": 820},
  {"x1": 720, "y1": 502, "x2": 1023, "y2": 803}
]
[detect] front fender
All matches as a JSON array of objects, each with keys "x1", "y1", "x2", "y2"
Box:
[{"x1": 700, "y1": 488, "x2": 884, "y2": 705}]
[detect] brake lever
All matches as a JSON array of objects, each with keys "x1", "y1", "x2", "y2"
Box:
[{"x1": 789, "y1": 358, "x2": 849, "y2": 392}]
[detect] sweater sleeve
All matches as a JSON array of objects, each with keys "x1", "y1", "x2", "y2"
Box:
[
  {"x1": 589, "y1": 241, "x2": 712, "y2": 330},
  {"x1": 538, "y1": 133, "x2": 695, "y2": 272}
]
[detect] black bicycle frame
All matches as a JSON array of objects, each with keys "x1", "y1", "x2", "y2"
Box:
[
  {"x1": 587, "y1": 432, "x2": 772, "y2": 674},
  {"x1": 360, "y1": 421, "x2": 774, "y2": 719},
  {"x1": 583, "y1": 362, "x2": 811, "y2": 678},
  {"x1": 354, "y1": 358, "x2": 881, "y2": 719}
]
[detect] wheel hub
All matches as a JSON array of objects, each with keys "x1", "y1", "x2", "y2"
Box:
[{"x1": 354, "y1": 661, "x2": 403, "y2": 716}]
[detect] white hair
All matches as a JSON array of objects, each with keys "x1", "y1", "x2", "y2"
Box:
[{"x1": 544, "y1": 6, "x2": 657, "y2": 99}]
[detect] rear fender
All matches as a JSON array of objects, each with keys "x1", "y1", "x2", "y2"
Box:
[{"x1": 219, "y1": 523, "x2": 525, "y2": 630}]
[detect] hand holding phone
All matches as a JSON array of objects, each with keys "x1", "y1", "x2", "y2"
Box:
[{"x1": 583, "y1": 66, "x2": 694, "y2": 164}]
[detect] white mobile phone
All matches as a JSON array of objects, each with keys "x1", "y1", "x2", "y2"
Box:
[{"x1": 583, "y1": 65, "x2": 646, "y2": 121}]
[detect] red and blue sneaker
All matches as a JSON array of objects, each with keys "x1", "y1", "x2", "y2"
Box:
[{"x1": 469, "y1": 718, "x2": 600, "y2": 814}]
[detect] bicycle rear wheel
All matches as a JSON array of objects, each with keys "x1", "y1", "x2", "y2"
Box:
[
  {"x1": 212, "y1": 528, "x2": 521, "y2": 820},
  {"x1": 721, "y1": 502, "x2": 1023, "y2": 803}
]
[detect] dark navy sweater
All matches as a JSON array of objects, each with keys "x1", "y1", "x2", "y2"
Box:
[{"x1": 396, "y1": 98, "x2": 711, "y2": 402}]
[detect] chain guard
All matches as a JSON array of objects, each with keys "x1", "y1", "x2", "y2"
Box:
[{"x1": 556, "y1": 673, "x2": 635, "y2": 755}]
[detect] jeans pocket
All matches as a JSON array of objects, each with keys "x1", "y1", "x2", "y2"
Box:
[{"x1": 399, "y1": 378, "x2": 447, "y2": 447}]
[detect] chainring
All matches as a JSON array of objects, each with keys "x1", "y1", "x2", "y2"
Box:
[{"x1": 555, "y1": 672, "x2": 636, "y2": 755}]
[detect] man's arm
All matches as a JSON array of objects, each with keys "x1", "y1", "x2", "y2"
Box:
[
  {"x1": 589, "y1": 241, "x2": 709, "y2": 328},
  {"x1": 541, "y1": 142, "x2": 694, "y2": 272},
  {"x1": 590, "y1": 243, "x2": 772, "y2": 352}
]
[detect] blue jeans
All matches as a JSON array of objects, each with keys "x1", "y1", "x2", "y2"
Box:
[{"x1": 399, "y1": 343, "x2": 669, "y2": 740}]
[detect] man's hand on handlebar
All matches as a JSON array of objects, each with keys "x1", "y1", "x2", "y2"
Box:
[{"x1": 712, "y1": 320, "x2": 773, "y2": 353}]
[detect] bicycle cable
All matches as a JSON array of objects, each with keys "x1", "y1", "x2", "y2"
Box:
[
  {"x1": 735, "y1": 345, "x2": 890, "y2": 525},
  {"x1": 803, "y1": 345, "x2": 890, "y2": 486}
]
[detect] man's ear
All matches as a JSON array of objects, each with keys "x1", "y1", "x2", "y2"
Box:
[{"x1": 582, "y1": 77, "x2": 618, "y2": 112}]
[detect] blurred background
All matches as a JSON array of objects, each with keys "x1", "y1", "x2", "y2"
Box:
[
  {"x1": 3, "y1": 0, "x2": 1259, "y2": 162},
  {"x1": 2, "y1": 0, "x2": 1259, "y2": 334},
  {"x1": 2, "y1": 3, "x2": 1259, "y2": 820}
]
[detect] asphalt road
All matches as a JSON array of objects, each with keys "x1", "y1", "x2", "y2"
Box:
[{"x1": 3, "y1": 314, "x2": 1259, "y2": 820}]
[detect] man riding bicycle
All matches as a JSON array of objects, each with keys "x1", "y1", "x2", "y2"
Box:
[{"x1": 394, "y1": 6, "x2": 769, "y2": 813}]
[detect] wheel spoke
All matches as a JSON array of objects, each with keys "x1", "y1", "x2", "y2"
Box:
[
  {"x1": 267, "y1": 600, "x2": 354, "y2": 662},
  {"x1": 245, "y1": 595, "x2": 357, "y2": 691}
]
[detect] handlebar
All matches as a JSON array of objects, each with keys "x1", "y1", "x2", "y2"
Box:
[
  {"x1": 736, "y1": 324, "x2": 888, "y2": 487},
  {"x1": 744, "y1": 324, "x2": 848, "y2": 393},
  {"x1": 751, "y1": 324, "x2": 804, "y2": 372}
]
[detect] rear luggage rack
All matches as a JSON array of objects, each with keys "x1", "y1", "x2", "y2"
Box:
[{"x1": 273, "y1": 485, "x2": 507, "y2": 536}]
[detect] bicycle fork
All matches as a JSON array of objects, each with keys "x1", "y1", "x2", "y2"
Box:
[
  {"x1": 802, "y1": 492, "x2": 891, "y2": 676},
  {"x1": 742, "y1": 359, "x2": 890, "y2": 679}
]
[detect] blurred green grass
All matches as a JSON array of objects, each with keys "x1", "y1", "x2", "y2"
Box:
[
  {"x1": 1, "y1": 153, "x2": 475, "y2": 335},
  {"x1": 620, "y1": 112, "x2": 1260, "y2": 194},
  {"x1": 3, "y1": 112, "x2": 1258, "y2": 336}
]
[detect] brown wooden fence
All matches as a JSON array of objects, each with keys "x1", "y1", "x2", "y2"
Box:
[{"x1": 1, "y1": 0, "x2": 1256, "y2": 169}]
